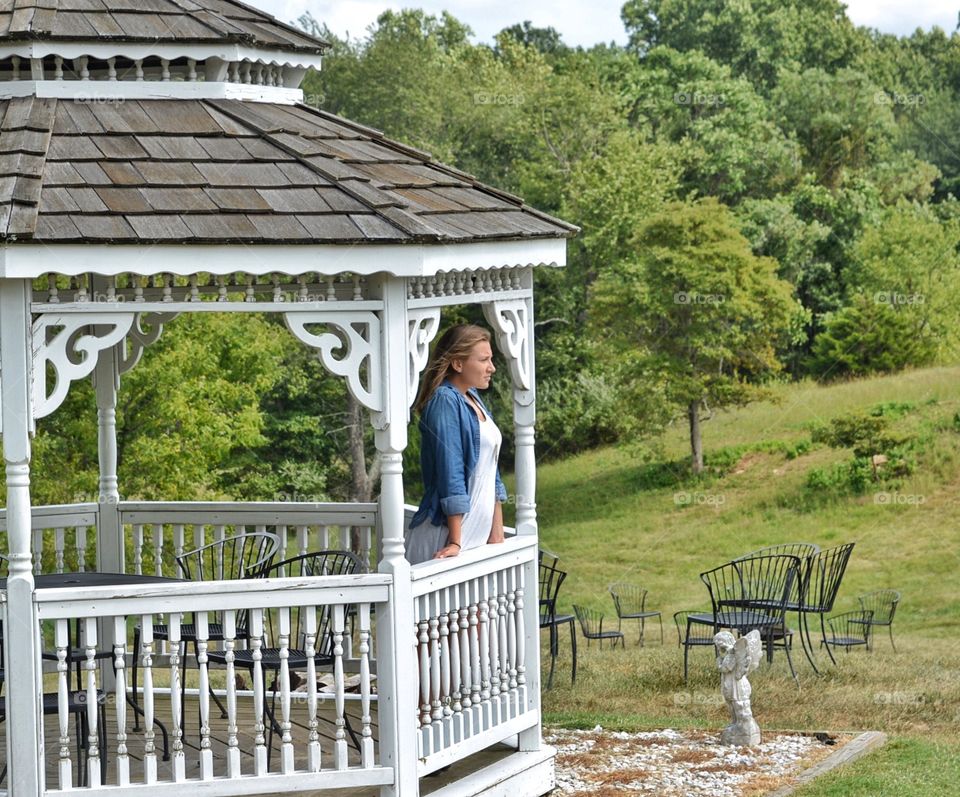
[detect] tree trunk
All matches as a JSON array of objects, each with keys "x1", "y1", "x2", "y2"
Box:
[
  {"x1": 347, "y1": 393, "x2": 382, "y2": 557},
  {"x1": 688, "y1": 399, "x2": 704, "y2": 474}
]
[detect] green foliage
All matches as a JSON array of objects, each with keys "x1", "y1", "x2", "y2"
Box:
[
  {"x1": 590, "y1": 197, "x2": 804, "y2": 468},
  {"x1": 808, "y1": 294, "x2": 938, "y2": 379}
]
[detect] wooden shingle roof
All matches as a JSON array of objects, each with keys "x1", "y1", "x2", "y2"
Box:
[
  {"x1": 0, "y1": 0, "x2": 327, "y2": 55},
  {"x1": 0, "y1": 96, "x2": 577, "y2": 244}
]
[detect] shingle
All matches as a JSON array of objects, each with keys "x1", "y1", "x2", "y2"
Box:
[
  {"x1": 153, "y1": 137, "x2": 209, "y2": 160},
  {"x1": 72, "y1": 214, "x2": 137, "y2": 239},
  {"x1": 94, "y1": 187, "x2": 152, "y2": 213},
  {"x1": 196, "y1": 137, "x2": 252, "y2": 161},
  {"x1": 83, "y1": 11, "x2": 125, "y2": 36},
  {"x1": 100, "y1": 161, "x2": 144, "y2": 185},
  {"x1": 394, "y1": 188, "x2": 469, "y2": 213},
  {"x1": 138, "y1": 101, "x2": 223, "y2": 135},
  {"x1": 47, "y1": 136, "x2": 104, "y2": 160},
  {"x1": 40, "y1": 187, "x2": 81, "y2": 213},
  {"x1": 350, "y1": 214, "x2": 409, "y2": 239},
  {"x1": 8, "y1": 203, "x2": 41, "y2": 235},
  {"x1": 33, "y1": 214, "x2": 83, "y2": 240},
  {"x1": 73, "y1": 161, "x2": 113, "y2": 185},
  {"x1": 126, "y1": 214, "x2": 194, "y2": 240},
  {"x1": 183, "y1": 214, "x2": 261, "y2": 239},
  {"x1": 316, "y1": 188, "x2": 367, "y2": 213},
  {"x1": 43, "y1": 161, "x2": 84, "y2": 185},
  {"x1": 90, "y1": 135, "x2": 149, "y2": 159},
  {"x1": 50, "y1": 11, "x2": 98, "y2": 36},
  {"x1": 248, "y1": 214, "x2": 312, "y2": 240},
  {"x1": 111, "y1": 12, "x2": 171, "y2": 38},
  {"x1": 58, "y1": 102, "x2": 107, "y2": 135},
  {"x1": 203, "y1": 187, "x2": 272, "y2": 211},
  {"x1": 277, "y1": 161, "x2": 329, "y2": 185},
  {"x1": 0, "y1": 152, "x2": 45, "y2": 179},
  {"x1": 66, "y1": 187, "x2": 109, "y2": 212},
  {"x1": 195, "y1": 161, "x2": 287, "y2": 185},
  {"x1": 295, "y1": 214, "x2": 364, "y2": 240},
  {"x1": 135, "y1": 161, "x2": 205, "y2": 185},
  {"x1": 256, "y1": 188, "x2": 330, "y2": 213},
  {"x1": 140, "y1": 187, "x2": 217, "y2": 212}
]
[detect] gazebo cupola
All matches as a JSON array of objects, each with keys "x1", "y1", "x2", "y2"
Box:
[
  {"x1": 0, "y1": 2, "x2": 576, "y2": 796},
  {"x1": 0, "y1": 1, "x2": 324, "y2": 103}
]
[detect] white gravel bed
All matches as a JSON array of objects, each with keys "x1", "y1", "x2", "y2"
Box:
[{"x1": 545, "y1": 726, "x2": 832, "y2": 796}]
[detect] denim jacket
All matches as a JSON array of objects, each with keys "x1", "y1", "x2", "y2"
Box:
[{"x1": 409, "y1": 381, "x2": 508, "y2": 529}]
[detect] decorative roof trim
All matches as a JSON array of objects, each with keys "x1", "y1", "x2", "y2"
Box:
[
  {"x1": 0, "y1": 238, "x2": 568, "y2": 279},
  {"x1": 0, "y1": 42, "x2": 324, "y2": 71},
  {"x1": 1, "y1": 80, "x2": 303, "y2": 105}
]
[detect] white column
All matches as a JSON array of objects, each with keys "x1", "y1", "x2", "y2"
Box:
[
  {"x1": 92, "y1": 276, "x2": 123, "y2": 575},
  {"x1": 484, "y1": 279, "x2": 542, "y2": 752},
  {"x1": 1, "y1": 277, "x2": 44, "y2": 794},
  {"x1": 371, "y1": 276, "x2": 420, "y2": 797}
]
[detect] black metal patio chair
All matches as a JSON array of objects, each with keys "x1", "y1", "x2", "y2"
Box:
[
  {"x1": 784, "y1": 542, "x2": 855, "y2": 670},
  {"x1": 855, "y1": 590, "x2": 901, "y2": 651},
  {"x1": 206, "y1": 550, "x2": 365, "y2": 765},
  {"x1": 821, "y1": 610, "x2": 873, "y2": 652},
  {"x1": 696, "y1": 553, "x2": 801, "y2": 681},
  {"x1": 675, "y1": 610, "x2": 717, "y2": 682},
  {"x1": 130, "y1": 531, "x2": 280, "y2": 733},
  {"x1": 539, "y1": 558, "x2": 576, "y2": 689},
  {"x1": 609, "y1": 583, "x2": 663, "y2": 646},
  {"x1": 572, "y1": 605, "x2": 624, "y2": 649}
]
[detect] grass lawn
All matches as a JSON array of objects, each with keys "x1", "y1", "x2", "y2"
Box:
[{"x1": 523, "y1": 365, "x2": 960, "y2": 795}]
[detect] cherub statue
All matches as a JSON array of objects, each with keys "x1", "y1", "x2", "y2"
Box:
[{"x1": 714, "y1": 629, "x2": 762, "y2": 746}]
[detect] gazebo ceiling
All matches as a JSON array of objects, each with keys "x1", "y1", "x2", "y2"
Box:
[
  {"x1": 0, "y1": 95, "x2": 577, "y2": 245},
  {"x1": 0, "y1": 0, "x2": 327, "y2": 55}
]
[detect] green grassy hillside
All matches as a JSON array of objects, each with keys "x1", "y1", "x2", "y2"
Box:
[{"x1": 531, "y1": 365, "x2": 960, "y2": 795}]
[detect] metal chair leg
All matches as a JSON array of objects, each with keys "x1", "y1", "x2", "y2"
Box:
[{"x1": 820, "y1": 613, "x2": 837, "y2": 665}]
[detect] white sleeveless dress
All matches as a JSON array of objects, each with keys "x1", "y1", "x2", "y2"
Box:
[{"x1": 405, "y1": 414, "x2": 502, "y2": 565}]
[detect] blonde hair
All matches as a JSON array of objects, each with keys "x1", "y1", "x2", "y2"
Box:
[{"x1": 414, "y1": 324, "x2": 491, "y2": 413}]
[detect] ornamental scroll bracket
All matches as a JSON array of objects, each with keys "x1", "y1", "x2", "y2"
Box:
[
  {"x1": 483, "y1": 299, "x2": 533, "y2": 405},
  {"x1": 407, "y1": 308, "x2": 441, "y2": 409},
  {"x1": 117, "y1": 312, "x2": 180, "y2": 377},
  {"x1": 32, "y1": 312, "x2": 136, "y2": 420},
  {"x1": 284, "y1": 311, "x2": 383, "y2": 413}
]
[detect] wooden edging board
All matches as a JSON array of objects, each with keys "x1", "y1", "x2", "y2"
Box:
[{"x1": 766, "y1": 731, "x2": 888, "y2": 797}]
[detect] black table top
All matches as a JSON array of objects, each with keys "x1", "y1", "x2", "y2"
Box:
[{"x1": 0, "y1": 571, "x2": 186, "y2": 590}]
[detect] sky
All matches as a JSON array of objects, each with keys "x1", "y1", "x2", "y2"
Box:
[{"x1": 245, "y1": 0, "x2": 960, "y2": 49}]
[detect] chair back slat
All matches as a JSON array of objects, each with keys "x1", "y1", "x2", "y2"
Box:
[{"x1": 175, "y1": 531, "x2": 280, "y2": 581}]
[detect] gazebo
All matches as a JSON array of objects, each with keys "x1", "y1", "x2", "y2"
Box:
[{"x1": 0, "y1": 2, "x2": 575, "y2": 796}]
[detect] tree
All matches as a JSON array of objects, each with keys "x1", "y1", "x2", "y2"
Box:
[
  {"x1": 621, "y1": 0, "x2": 862, "y2": 89},
  {"x1": 590, "y1": 198, "x2": 803, "y2": 473}
]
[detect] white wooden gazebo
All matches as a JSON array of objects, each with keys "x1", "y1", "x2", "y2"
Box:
[{"x1": 0, "y1": 2, "x2": 575, "y2": 796}]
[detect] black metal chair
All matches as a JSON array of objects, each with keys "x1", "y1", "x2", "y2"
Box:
[
  {"x1": 675, "y1": 610, "x2": 717, "y2": 681},
  {"x1": 696, "y1": 554, "x2": 801, "y2": 681},
  {"x1": 855, "y1": 590, "x2": 901, "y2": 651},
  {"x1": 784, "y1": 543, "x2": 855, "y2": 670},
  {"x1": 572, "y1": 605, "x2": 624, "y2": 649},
  {"x1": 538, "y1": 558, "x2": 577, "y2": 689},
  {"x1": 207, "y1": 550, "x2": 365, "y2": 764},
  {"x1": 609, "y1": 582, "x2": 663, "y2": 646},
  {"x1": 822, "y1": 610, "x2": 873, "y2": 652},
  {"x1": 130, "y1": 531, "x2": 280, "y2": 732}
]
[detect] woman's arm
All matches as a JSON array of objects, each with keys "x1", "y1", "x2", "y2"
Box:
[
  {"x1": 488, "y1": 501, "x2": 504, "y2": 544},
  {"x1": 434, "y1": 514, "x2": 463, "y2": 559}
]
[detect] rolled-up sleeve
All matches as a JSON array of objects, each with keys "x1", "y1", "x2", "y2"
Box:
[
  {"x1": 494, "y1": 468, "x2": 508, "y2": 503},
  {"x1": 423, "y1": 391, "x2": 470, "y2": 518}
]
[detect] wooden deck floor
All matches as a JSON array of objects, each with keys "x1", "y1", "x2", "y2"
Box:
[{"x1": 0, "y1": 691, "x2": 521, "y2": 796}]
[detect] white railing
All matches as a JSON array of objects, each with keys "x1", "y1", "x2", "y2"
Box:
[
  {"x1": 409, "y1": 535, "x2": 539, "y2": 774},
  {"x1": 33, "y1": 575, "x2": 392, "y2": 795},
  {"x1": 0, "y1": 503, "x2": 100, "y2": 573},
  {"x1": 119, "y1": 502, "x2": 379, "y2": 576}
]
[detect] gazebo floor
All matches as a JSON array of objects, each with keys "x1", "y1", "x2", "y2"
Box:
[{"x1": 0, "y1": 691, "x2": 521, "y2": 795}]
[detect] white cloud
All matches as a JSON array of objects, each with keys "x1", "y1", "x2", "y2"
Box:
[{"x1": 248, "y1": 0, "x2": 958, "y2": 47}]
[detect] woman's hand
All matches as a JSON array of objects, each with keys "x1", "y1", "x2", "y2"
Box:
[{"x1": 434, "y1": 543, "x2": 461, "y2": 559}]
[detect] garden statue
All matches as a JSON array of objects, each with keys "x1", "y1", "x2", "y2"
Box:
[{"x1": 715, "y1": 629, "x2": 763, "y2": 746}]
